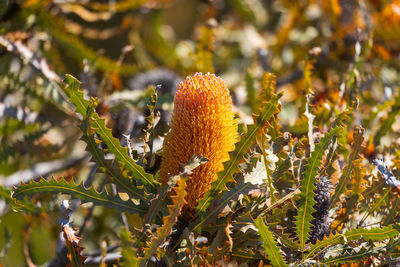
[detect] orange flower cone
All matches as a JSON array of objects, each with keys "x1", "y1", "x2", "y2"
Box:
[{"x1": 160, "y1": 73, "x2": 238, "y2": 209}]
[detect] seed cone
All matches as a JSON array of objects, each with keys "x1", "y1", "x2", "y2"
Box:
[{"x1": 160, "y1": 73, "x2": 238, "y2": 209}]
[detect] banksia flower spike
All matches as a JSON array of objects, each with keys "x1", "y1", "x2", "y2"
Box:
[{"x1": 160, "y1": 73, "x2": 238, "y2": 209}]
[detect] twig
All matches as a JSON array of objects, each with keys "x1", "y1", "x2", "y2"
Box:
[
  {"x1": 84, "y1": 252, "x2": 121, "y2": 265},
  {"x1": 373, "y1": 158, "x2": 400, "y2": 191},
  {"x1": 0, "y1": 35, "x2": 74, "y2": 116},
  {"x1": 304, "y1": 94, "x2": 315, "y2": 153},
  {"x1": 82, "y1": 244, "x2": 119, "y2": 258},
  {"x1": 46, "y1": 200, "x2": 80, "y2": 267}
]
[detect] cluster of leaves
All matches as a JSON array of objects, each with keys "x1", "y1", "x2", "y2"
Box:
[{"x1": 1, "y1": 0, "x2": 400, "y2": 266}]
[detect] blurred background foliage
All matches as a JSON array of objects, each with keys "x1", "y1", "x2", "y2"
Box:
[{"x1": 0, "y1": 0, "x2": 400, "y2": 266}]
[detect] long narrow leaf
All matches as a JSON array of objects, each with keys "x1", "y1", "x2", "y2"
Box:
[
  {"x1": 306, "y1": 225, "x2": 399, "y2": 259},
  {"x1": 255, "y1": 217, "x2": 288, "y2": 267},
  {"x1": 323, "y1": 246, "x2": 387, "y2": 265},
  {"x1": 63, "y1": 75, "x2": 156, "y2": 189},
  {"x1": 295, "y1": 126, "x2": 342, "y2": 251},
  {"x1": 142, "y1": 178, "x2": 187, "y2": 264},
  {"x1": 12, "y1": 178, "x2": 146, "y2": 214},
  {"x1": 81, "y1": 123, "x2": 151, "y2": 203}
]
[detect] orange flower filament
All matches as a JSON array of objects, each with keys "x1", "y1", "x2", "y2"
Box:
[{"x1": 160, "y1": 73, "x2": 238, "y2": 209}]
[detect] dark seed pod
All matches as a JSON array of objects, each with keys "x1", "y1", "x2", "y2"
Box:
[{"x1": 310, "y1": 176, "x2": 331, "y2": 247}]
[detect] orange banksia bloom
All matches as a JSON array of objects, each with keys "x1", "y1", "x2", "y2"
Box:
[{"x1": 160, "y1": 73, "x2": 238, "y2": 209}]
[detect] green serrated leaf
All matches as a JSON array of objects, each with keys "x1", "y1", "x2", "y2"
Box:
[
  {"x1": 306, "y1": 225, "x2": 399, "y2": 259},
  {"x1": 63, "y1": 75, "x2": 156, "y2": 189},
  {"x1": 322, "y1": 246, "x2": 384, "y2": 265},
  {"x1": 192, "y1": 182, "x2": 257, "y2": 233},
  {"x1": 196, "y1": 94, "x2": 281, "y2": 213},
  {"x1": 345, "y1": 225, "x2": 399, "y2": 241},
  {"x1": 144, "y1": 155, "x2": 208, "y2": 226},
  {"x1": 12, "y1": 178, "x2": 145, "y2": 214},
  {"x1": 142, "y1": 178, "x2": 187, "y2": 265},
  {"x1": 0, "y1": 185, "x2": 38, "y2": 213},
  {"x1": 295, "y1": 126, "x2": 342, "y2": 251},
  {"x1": 255, "y1": 217, "x2": 288, "y2": 267},
  {"x1": 81, "y1": 125, "x2": 151, "y2": 202},
  {"x1": 142, "y1": 85, "x2": 159, "y2": 168}
]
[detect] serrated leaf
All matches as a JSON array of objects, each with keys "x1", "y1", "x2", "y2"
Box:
[
  {"x1": 330, "y1": 126, "x2": 364, "y2": 207},
  {"x1": 191, "y1": 181, "x2": 257, "y2": 233},
  {"x1": 142, "y1": 178, "x2": 187, "y2": 265},
  {"x1": 255, "y1": 217, "x2": 288, "y2": 267},
  {"x1": 142, "y1": 85, "x2": 159, "y2": 168},
  {"x1": 295, "y1": 126, "x2": 342, "y2": 251},
  {"x1": 332, "y1": 108, "x2": 354, "y2": 128},
  {"x1": 306, "y1": 225, "x2": 399, "y2": 259},
  {"x1": 0, "y1": 72, "x2": 65, "y2": 107},
  {"x1": 63, "y1": 75, "x2": 156, "y2": 189},
  {"x1": 144, "y1": 155, "x2": 208, "y2": 226},
  {"x1": 0, "y1": 185, "x2": 38, "y2": 213},
  {"x1": 322, "y1": 246, "x2": 384, "y2": 265},
  {"x1": 196, "y1": 93, "x2": 281, "y2": 213},
  {"x1": 81, "y1": 122, "x2": 151, "y2": 203},
  {"x1": 12, "y1": 178, "x2": 145, "y2": 214},
  {"x1": 345, "y1": 225, "x2": 399, "y2": 241},
  {"x1": 259, "y1": 188, "x2": 300, "y2": 216}
]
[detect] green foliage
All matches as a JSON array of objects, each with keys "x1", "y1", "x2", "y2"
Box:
[
  {"x1": 13, "y1": 178, "x2": 146, "y2": 214},
  {"x1": 63, "y1": 75, "x2": 156, "y2": 189},
  {"x1": 192, "y1": 181, "x2": 257, "y2": 233},
  {"x1": 1, "y1": 1, "x2": 400, "y2": 266},
  {"x1": 255, "y1": 217, "x2": 288, "y2": 267},
  {"x1": 0, "y1": 185, "x2": 38, "y2": 213},
  {"x1": 144, "y1": 155, "x2": 208, "y2": 226},
  {"x1": 142, "y1": 178, "x2": 187, "y2": 264},
  {"x1": 295, "y1": 126, "x2": 342, "y2": 251},
  {"x1": 306, "y1": 225, "x2": 399, "y2": 259}
]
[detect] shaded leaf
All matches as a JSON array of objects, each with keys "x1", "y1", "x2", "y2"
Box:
[{"x1": 192, "y1": 181, "x2": 257, "y2": 233}]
